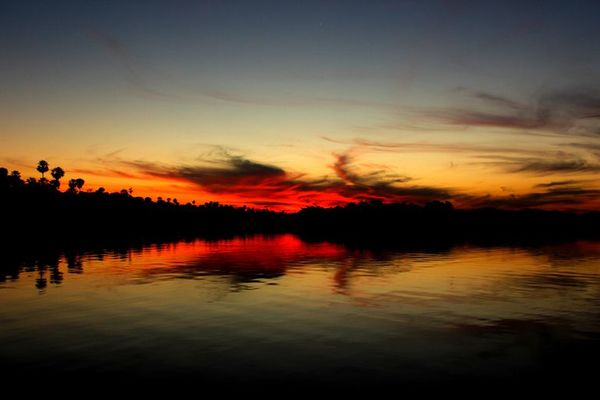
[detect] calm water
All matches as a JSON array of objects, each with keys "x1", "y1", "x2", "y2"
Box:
[{"x1": 1, "y1": 234, "x2": 600, "y2": 388}]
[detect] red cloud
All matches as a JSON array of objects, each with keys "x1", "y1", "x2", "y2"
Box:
[{"x1": 111, "y1": 153, "x2": 453, "y2": 210}]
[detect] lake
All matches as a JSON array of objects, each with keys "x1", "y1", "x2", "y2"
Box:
[{"x1": 1, "y1": 234, "x2": 600, "y2": 390}]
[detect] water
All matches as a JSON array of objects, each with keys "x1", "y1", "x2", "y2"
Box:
[{"x1": 1, "y1": 234, "x2": 600, "y2": 389}]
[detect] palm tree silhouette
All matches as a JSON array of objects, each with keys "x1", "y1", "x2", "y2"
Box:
[{"x1": 36, "y1": 160, "x2": 49, "y2": 179}]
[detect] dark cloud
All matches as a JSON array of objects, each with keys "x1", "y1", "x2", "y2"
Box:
[
  {"x1": 546, "y1": 187, "x2": 600, "y2": 196},
  {"x1": 331, "y1": 153, "x2": 361, "y2": 185},
  {"x1": 466, "y1": 185, "x2": 600, "y2": 209},
  {"x1": 330, "y1": 152, "x2": 411, "y2": 185},
  {"x1": 474, "y1": 153, "x2": 600, "y2": 175},
  {"x1": 473, "y1": 92, "x2": 523, "y2": 111},
  {"x1": 329, "y1": 152, "x2": 446, "y2": 201},
  {"x1": 435, "y1": 110, "x2": 544, "y2": 129},
  {"x1": 96, "y1": 149, "x2": 600, "y2": 210},
  {"x1": 510, "y1": 158, "x2": 600, "y2": 174},
  {"x1": 122, "y1": 155, "x2": 286, "y2": 193},
  {"x1": 332, "y1": 180, "x2": 454, "y2": 202},
  {"x1": 534, "y1": 180, "x2": 585, "y2": 188},
  {"x1": 113, "y1": 152, "x2": 454, "y2": 207},
  {"x1": 565, "y1": 142, "x2": 600, "y2": 153},
  {"x1": 428, "y1": 88, "x2": 600, "y2": 136}
]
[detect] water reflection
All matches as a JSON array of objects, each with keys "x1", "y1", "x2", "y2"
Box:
[
  {"x1": 1, "y1": 251, "x2": 64, "y2": 292},
  {"x1": 1, "y1": 234, "x2": 600, "y2": 388}
]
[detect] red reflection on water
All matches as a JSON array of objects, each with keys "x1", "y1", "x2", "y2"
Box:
[{"x1": 135, "y1": 234, "x2": 348, "y2": 276}]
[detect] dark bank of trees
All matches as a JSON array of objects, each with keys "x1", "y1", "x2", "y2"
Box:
[
  {"x1": 0, "y1": 161, "x2": 286, "y2": 243},
  {"x1": 2, "y1": 161, "x2": 600, "y2": 246},
  {"x1": 293, "y1": 200, "x2": 600, "y2": 246}
]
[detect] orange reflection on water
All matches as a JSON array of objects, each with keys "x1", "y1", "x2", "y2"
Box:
[{"x1": 132, "y1": 234, "x2": 348, "y2": 275}]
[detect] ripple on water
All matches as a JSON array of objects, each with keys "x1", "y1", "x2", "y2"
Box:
[{"x1": 1, "y1": 235, "x2": 600, "y2": 386}]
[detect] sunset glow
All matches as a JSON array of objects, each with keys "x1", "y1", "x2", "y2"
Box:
[
  {"x1": 4, "y1": 2, "x2": 600, "y2": 389},
  {"x1": 2, "y1": 1, "x2": 600, "y2": 210}
]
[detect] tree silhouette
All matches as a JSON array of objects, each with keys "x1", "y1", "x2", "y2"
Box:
[
  {"x1": 50, "y1": 167, "x2": 65, "y2": 189},
  {"x1": 68, "y1": 178, "x2": 85, "y2": 193},
  {"x1": 75, "y1": 178, "x2": 84, "y2": 191},
  {"x1": 0, "y1": 168, "x2": 7, "y2": 190},
  {"x1": 8, "y1": 170, "x2": 22, "y2": 187},
  {"x1": 68, "y1": 179, "x2": 78, "y2": 193},
  {"x1": 36, "y1": 160, "x2": 49, "y2": 179}
]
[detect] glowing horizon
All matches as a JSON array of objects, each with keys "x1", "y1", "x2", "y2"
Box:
[{"x1": 2, "y1": 1, "x2": 600, "y2": 211}]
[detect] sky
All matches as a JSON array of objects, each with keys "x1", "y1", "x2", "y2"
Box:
[{"x1": 2, "y1": 0, "x2": 600, "y2": 210}]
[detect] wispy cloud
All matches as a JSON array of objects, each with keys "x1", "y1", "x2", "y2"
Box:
[
  {"x1": 472, "y1": 91, "x2": 524, "y2": 111},
  {"x1": 474, "y1": 154, "x2": 600, "y2": 175},
  {"x1": 511, "y1": 158, "x2": 600, "y2": 174},
  {"x1": 323, "y1": 135, "x2": 600, "y2": 178},
  {"x1": 534, "y1": 179, "x2": 586, "y2": 188},
  {"x1": 323, "y1": 136, "x2": 550, "y2": 156},
  {"x1": 70, "y1": 166, "x2": 146, "y2": 180},
  {"x1": 425, "y1": 87, "x2": 600, "y2": 136},
  {"x1": 430, "y1": 109, "x2": 544, "y2": 129},
  {"x1": 466, "y1": 185, "x2": 600, "y2": 209},
  {"x1": 331, "y1": 152, "x2": 358, "y2": 185},
  {"x1": 89, "y1": 31, "x2": 181, "y2": 100},
  {"x1": 200, "y1": 87, "x2": 396, "y2": 109},
  {"x1": 89, "y1": 30, "x2": 397, "y2": 110},
  {"x1": 125, "y1": 154, "x2": 288, "y2": 193}
]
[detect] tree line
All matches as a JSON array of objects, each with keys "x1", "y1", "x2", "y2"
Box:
[{"x1": 2, "y1": 160, "x2": 600, "y2": 246}]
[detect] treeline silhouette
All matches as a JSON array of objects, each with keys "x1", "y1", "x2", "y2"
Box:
[{"x1": 2, "y1": 161, "x2": 600, "y2": 246}]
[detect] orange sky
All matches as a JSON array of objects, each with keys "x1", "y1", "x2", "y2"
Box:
[{"x1": 2, "y1": 2, "x2": 600, "y2": 211}]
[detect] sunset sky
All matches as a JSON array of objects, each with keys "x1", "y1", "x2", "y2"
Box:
[{"x1": 2, "y1": 0, "x2": 600, "y2": 210}]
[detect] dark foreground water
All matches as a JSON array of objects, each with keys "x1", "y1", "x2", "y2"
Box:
[{"x1": 1, "y1": 234, "x2": 600, "y2": 390}]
